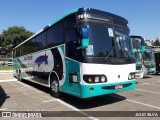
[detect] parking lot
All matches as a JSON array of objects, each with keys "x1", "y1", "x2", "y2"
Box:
[{"x1": 0, "y1": 72, "x2": 160, "y2": 120}]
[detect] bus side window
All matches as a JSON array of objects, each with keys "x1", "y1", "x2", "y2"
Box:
[
  {"x1": 13, "y1": 49, "x2": 16, "y2": 58},
  {"x1": 28, "y1": 38, "x2": 36, "y2": 53},
  {"x1": 23, "y1": 43, "x2": 28, "y2": 55},
  {"x1": 35, "y1": 31, "x2": 47, "y2": 51},
  {"x1": 66, "y1": 29, "x2": 77, "y2": 58},
  {"x1": 66, "y1": 14, "x2": 76, "y2": 29},
  {"x1": 16, "y1": 47, "x2": 20, "y2": 57},
  {"x1": 47, "y1": 21, "x2": 64, "y2": 47},
  {"x1": 65, "y1": 14, "x2": 78, "y2": 58}
]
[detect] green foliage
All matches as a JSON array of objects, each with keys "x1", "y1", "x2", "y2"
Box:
[
  {"x1": 154, "y1": 39, "x2": 160, "y2": 46},
  {"x1": 0, "y1": 66, "x2": 12, "y2": 70},
  {"x1": 0, "y1": 26, "x2": 34, "y2": 48}
]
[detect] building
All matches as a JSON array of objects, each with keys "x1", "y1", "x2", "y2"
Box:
[
  {"x1": 145, "y1": 39, "x2": 154, "y2": 47},
  {"x1": 144, "y1": 39, "x2": 160, "y2": 51}
]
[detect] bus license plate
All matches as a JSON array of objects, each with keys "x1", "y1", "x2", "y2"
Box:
[{"x1": 115, "y1": 85, "x2": 123, "y2": 89}]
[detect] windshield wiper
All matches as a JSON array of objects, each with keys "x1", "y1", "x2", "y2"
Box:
[
  {"x1": 119, "y1": 47, "x2": 131, "y2": 59},
  {"x1": 117, "y1": 39, "x2": 131, "y2": 59},
  {"x1": 146, "y1": 52, "x2": 151, "y2": 59},
  {"x1": 103, "y1": 46, "x2": 115, "y2": 62}
]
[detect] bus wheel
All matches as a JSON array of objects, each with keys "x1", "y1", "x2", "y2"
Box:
[
  {"x1": 17, "y1": 73, "x2": 22, "y2": 81},
  {"x1": 50, "y1": 78, "x2": 61, "y2": 98},
  {"x1": 155, "y1": 72, "x2": 159, "y2": 75}
]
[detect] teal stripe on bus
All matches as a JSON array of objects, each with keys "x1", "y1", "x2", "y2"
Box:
[
  {"x1": 60, "y1": 58, "x2": 81, "y2": 97},
  {"x1": 80, "y1": 80, "x2": 136, "y2": 98},
  {"x1": 51, "y1": 9, "x2": 78, "y2": 26}
]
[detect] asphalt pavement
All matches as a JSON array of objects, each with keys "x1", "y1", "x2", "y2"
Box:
[{"x1": 0, "y1": 71, "x2": 160, "y2": 120}]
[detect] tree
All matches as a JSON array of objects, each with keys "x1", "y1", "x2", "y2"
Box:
[
  {"x1": 0, "y1": 26, "x2": 34, "y2": 48},
  {"x1": 154, "y1": 39, "x2": 160, "y2": 46},
  {"x1": 0, "y1": 35, "x2": 2, "y2": 47}
]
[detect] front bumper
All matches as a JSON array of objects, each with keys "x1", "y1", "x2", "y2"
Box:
[
  {"x1": 135, "y1": 70, "x2": 143, "y2": 79},
  {"x1": 80, "y1": 80, "x2": 136, "y2": 98}
]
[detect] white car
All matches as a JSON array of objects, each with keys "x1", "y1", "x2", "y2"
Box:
[{"x1": 7, "y1": 62, "x2": 13, "y2": 66}]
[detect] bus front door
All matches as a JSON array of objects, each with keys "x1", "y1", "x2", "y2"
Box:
[{"x1": 65, "y1": 58, "x2": 81, "y2": 97}]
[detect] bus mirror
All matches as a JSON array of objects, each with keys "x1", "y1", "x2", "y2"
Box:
[
  {"x1": 77, "y1": 26, "x2": 89, "y2": 49},
  {"x1": 141, "y1": 46, "x2": 145, "y2": 52},
  {"x1": 81, "y1": 26, "x2": 89, "y2": 38}
]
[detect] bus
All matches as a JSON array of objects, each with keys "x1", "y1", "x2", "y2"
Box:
[
  {"x1": 142, "y1": 47, "x2": 156, "y2": 74},
  {"x1": 13, "y1": 7, "x2": 137, "y2": 98},
  {"x1": 130, "y1": 36, "x2": 145, "y2": 78},
  {"x1": 154, "y1": 51, "x2": 160, "y2": 74}
]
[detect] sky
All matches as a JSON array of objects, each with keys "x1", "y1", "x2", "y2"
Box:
[{"x1": 0, "y1": 0, "x2": 160, "y2": 40}]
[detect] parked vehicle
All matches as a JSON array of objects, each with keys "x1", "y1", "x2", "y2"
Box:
[
  {"x1": 131, "y1": 36, "x2": 145, "y2": 78},
  {"x1": 7, "y1": 61, "x2": 13, "y2": 66},
  {"x1": 12, "y1": 7, "x2": 137, "y2": 98},
  {"x1": 154, "y1": 51, "x2": 160, "y2": 74},
  {"x1": 142, "y1": 47, "x2": 156, "y2": 74}
]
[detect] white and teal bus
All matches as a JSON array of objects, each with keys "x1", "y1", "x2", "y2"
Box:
[
  {"x1": 13, "y1": 8, "x2": 136, "y2": 98},
  {"x1": 131, "y1": 36, "x2": 145, "y2": 78},
  {"x1": 142, "y1": 47, "x2": 156, "y2": 74},
  {"x1": 154, "y1": 51, "x2": 160, "y2": 74}
]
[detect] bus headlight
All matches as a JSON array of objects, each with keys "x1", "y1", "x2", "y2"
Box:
[
  {"x1": 128, "y1": 74, "x2": 132, "y2": 79},
  {"x1": 83, "y1": 75, "x2": 107, "y2": 83},
  {"x1": 101, "y1": 76, "x2": 106, "y2": 82},
  {"x1": 94, "y1": 76, "x2": 100, "y2": 83},
  {"x1": 88, "y1": 77, "x2": 93, "y2": 83},
  {"x1": 131, "y1": 74, "x2": 135, "y2": 79},
  {"x1": 128, "y1": 73, "x2": 135, "y2": 80}
]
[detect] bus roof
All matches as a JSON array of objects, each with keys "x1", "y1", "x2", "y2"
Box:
[
  {"x1": 81, "y1": 8, "x2": 128, "y2": 22},
  {"x1": 14, "y1": 8, "x2": 78, "y2": 49},
  {"x1": 14, "y1": 7, "x2": 128, "y2": 50}
]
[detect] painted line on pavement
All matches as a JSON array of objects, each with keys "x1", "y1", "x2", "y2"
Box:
[
  {"x1": 43, "y1": 98, "x2": 99, "y2": 120},
  {"x1": 110, "y1": 94, "x2": 160, "y2": 110},
  {"x1": 141, "y1": 83, "x2": 160, "y2": 87},
  {"x1": 0, "y1": 79, "x2": 17, "y2": 82},
  {"x1": 136, "y1": 88, "x2": 160, "y2": 95},
  {"x1": 16, "y1": 81, "x2": 52, "y2": 100},
  {"x1": 56, "y1": 99, "x2": 99, "y2": 120},
  {"x1": 0, "y1": 71, "x2": 13, "y2": 73},
  {"x1": 0, "y1": 108, "x2": 8, "y2": 111},
  {"x1": 16, "y1": 81, "x2": 32, "y2": 88},
  {"x1": 43, "y1": 99, "x2": 58, "y2": 103},
  {"x1": 0, "y1": 73, "x2": 12, "y2": 74}
]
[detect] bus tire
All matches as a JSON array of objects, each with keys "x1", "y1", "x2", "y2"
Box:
[
  {"x1": 17, "y1": 69, "x2": 22, "y2": 82},
  {"x1": 17, "y1": 73, "x2": 22, "y2": 82},
  {"x1": 155, "y1": 72, "x2": 159, "y2": 75},
  {"x1": 50, "y1": 77, "x2": 61, "y2": 98}
]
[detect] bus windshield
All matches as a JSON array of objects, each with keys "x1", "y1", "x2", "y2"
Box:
[
  {"x1": 132, "y1": 40, "x2": 141, "y2": 49},
  {"x1": 81, "y1": 22, "x2": 133, "y2": 59},
  {"x1": 143, "y1": 49, "x2": 155, "y2": 67},
  {"x1": 114, "y1": 27, "x2": 132, "y2": 58}
]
